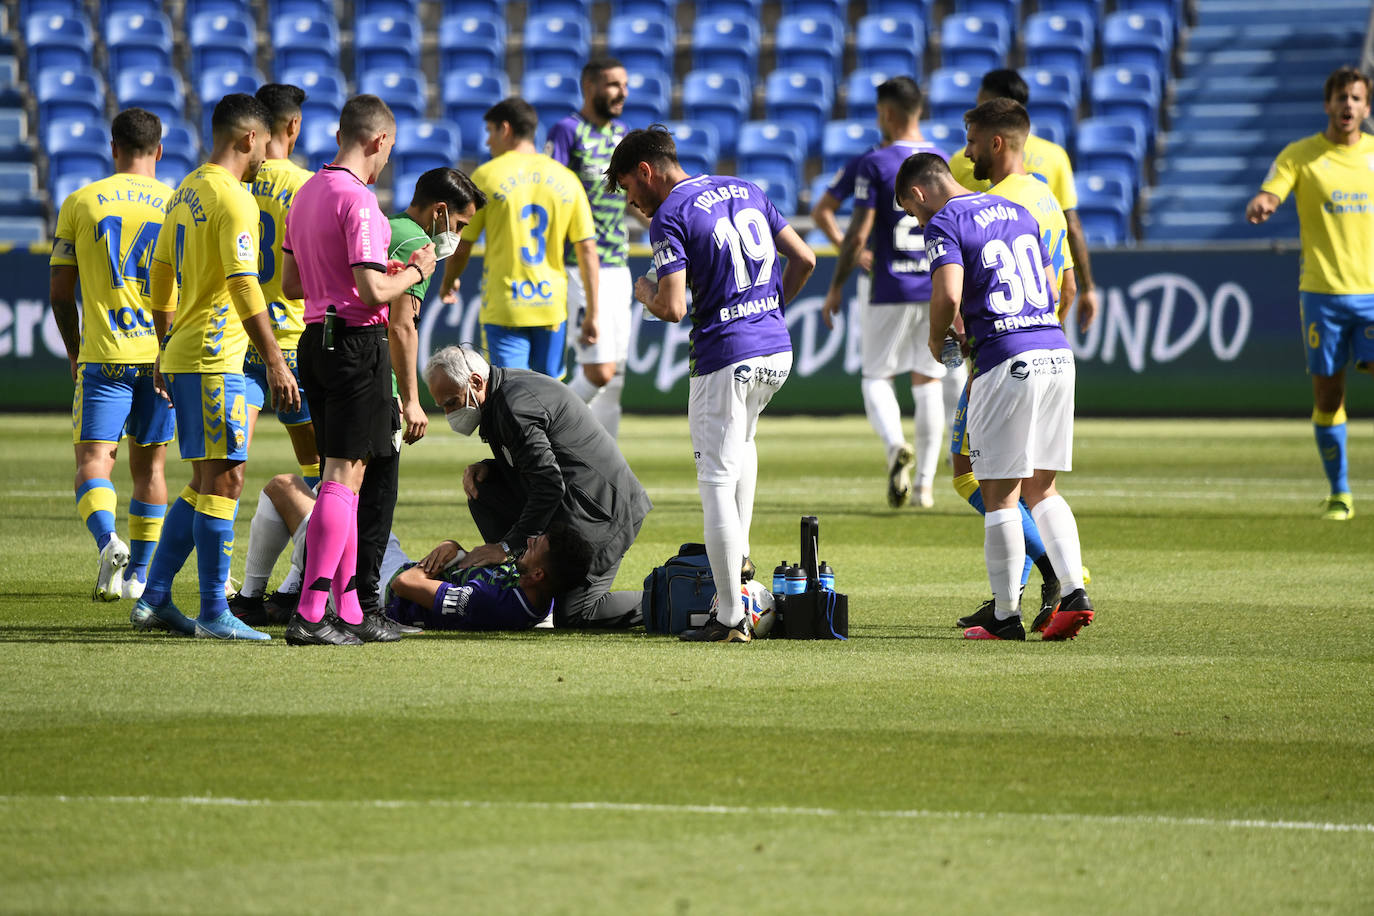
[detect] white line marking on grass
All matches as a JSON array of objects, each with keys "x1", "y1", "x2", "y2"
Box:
[{"x1": 2, "y1": 795, "x2": 1371, "y2": 834}]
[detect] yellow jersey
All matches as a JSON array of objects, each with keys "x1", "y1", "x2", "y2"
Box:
[
  {"x1": 989, "y1": 171, "x2": 1075, "y2": 296},
  {"x1": 949, "y1": 134, "x2": 1079, "y2": 212},
  {"x1": 50, "y1": 172, "x2": 175, "y2": 364},
  {"x1": 1261, "y1": 132, "x2": 1374, "y2": 294},
  {"x1": 152, "y1": 162, "x2": 264, "y2": 374},
  {"x1": 460, "y1": 150, "x2": 596, "y2": 327},
  {"x1": 249, "y1": 157, "x2": 312, "y2": 349}
]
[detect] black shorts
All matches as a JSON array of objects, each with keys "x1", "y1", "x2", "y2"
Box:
[{"x1": 298, "y1": 322, "x2": 399, "y2": 461}]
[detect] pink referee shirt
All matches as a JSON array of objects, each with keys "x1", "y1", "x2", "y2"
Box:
[{"x1": 284, "y1": 164, "x2": 393, "y2": 327}]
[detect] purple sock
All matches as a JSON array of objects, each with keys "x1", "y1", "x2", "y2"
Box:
[{"x1": 297, "y1": 481, "x2": 355, "y2": 623}]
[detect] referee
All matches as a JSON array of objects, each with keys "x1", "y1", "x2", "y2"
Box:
[{"x1": 279, "y1": 94, "x2": 437, "y2": 646}]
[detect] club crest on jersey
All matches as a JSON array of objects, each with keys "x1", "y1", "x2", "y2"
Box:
[
  {"x1": 734, "y1": 365, "x2": 752, "y2": 383},
  {"x1": 235, "y1": 231, "x2": 253, "y2": 262},
  {"x1": 1009, "y1": 361, "x2": 1030, "y2": 381}
]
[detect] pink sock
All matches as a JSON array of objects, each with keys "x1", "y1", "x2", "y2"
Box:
[
  {"x1": 331, "y1": 489, "x2": 363, "y2": 626},
  {"x1": 297, "y1": 481, "x2": 356, "y2": 623}
]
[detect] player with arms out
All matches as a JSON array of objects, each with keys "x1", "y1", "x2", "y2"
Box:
[
  {"x1": 49, "y1": 108, "x2": 176, "y2": 602},
  {"x1": 1246, "y1": 66, "x2": 1374, "y2": 521},
  {"x1": 608, "y1": 125, "x2": 816, "y2": 642},
  {"x1": 545, "y1": 57, "x2": 635, "y2": 437},
  {"x1": 132, "y1": 93, "x2": 301, "y2": 641},
  {"x1": 898, "y1": 152, "x2": 1093, "y2": 642},
  {"x1": 821, "y1": 77, "x2": 961, "y2": 510},
  {"x1": 439, "y1": 97, "x2": 598, "y2": 379}
]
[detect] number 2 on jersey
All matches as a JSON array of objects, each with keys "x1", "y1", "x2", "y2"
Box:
[{"x1": 712, "y1": 207, "x2": 776, "y2": 291}]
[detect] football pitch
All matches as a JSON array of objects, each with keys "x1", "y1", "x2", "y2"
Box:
[{"x1": 1, "y1": 411, "x2": 1372, "y2": 914}]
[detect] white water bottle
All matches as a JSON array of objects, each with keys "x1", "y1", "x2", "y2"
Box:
[{"x1": 941, "y1": 335, "x2": 964, "y2": 370}]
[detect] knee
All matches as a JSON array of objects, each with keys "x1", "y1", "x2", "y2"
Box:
[
  {"x1": 583, "y1": 363, "x2": 615, "y2": 387},
  {"x1": 264, "y1": 473, "x2": 296, "y2": 500}
]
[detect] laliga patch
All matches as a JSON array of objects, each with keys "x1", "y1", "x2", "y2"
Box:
[{"x1": 235, "y1": 231, "x2": 253, "y2": 263}]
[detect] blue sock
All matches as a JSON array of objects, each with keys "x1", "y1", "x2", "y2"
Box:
[
  {"x1": 76, "y1": 478, "x2": 117, "y2": 549},
  {"x1": 193, "y1": 494, "x2": 239, "y2": 621},
  {"x1": 1313, "y1": 409, "x2": 1349, "y2": 495},
  {"x1": 142, "y1": 488, "x2": 199, "y2": 608},
  {"x1": 1019, "y1": 502, "x2": 1046, "y2": 587},
  {"x1": 127, "y1": 498, "x2": 166, "y2": 582}
]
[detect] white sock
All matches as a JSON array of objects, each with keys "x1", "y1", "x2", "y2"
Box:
[
  {"x1": 942, "y1": 361, "x2": 967, "y2": 431},
  {"x1": 279, "y1": 518, "x2": 308, "y2": 595},
  {"x1": 984, "y1": 507, "x2": 1024, "y2": 618},
  {"x1": 911, "y1": 380, "x2": 943, "y2": 490},
  {"x1": 1031, "y1": 495, "x2": 1085, "y2": 595},
  {"x1": 734, "y1": 438, "x2": 757, "y2": 562},
  {"x1": 588, "y1": 370, "x2": 624, "y2": 440},
  {"x1": 700, "y1": 478, "x2": 745, "y2": 627},
  {"x1": 243, "y1": 490, "x2": 289, "y2": 598},
  {"x1": 568, "y1": 371, "x2": 599, "y2": 404},
  {"x1": 861, "y1": 376, "x2": 905, "y2": 451}
]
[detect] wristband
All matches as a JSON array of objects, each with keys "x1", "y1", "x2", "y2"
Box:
[{"x1": 409, "y1": 263, "x2": 424, "y2": 282}]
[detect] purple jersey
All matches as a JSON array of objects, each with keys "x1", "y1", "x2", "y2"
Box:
[
  {"x1": 924, "y1": 193, "x2": 1068, "y2": 376},
  {"x1": 385, "y1": 562, "x2": 550, "y2": 631},
  {"x1": 854, "y1": 140, "x2": 947, "y2": 305},
  {"x1": 650, "y1": 175, "x2": 793, "y2": 376}
]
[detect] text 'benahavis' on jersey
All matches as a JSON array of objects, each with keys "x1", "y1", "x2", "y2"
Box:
[
  {"x1": 51, "y1": 173, "x2": 175, "y2": 364},
  {"x1": 249, "y1": 157, "x2": 313, "y2": 348},
  {"x1": 854, "y1": 140, "x2": 947, "y2": 304},
  {"x1": 924, "y1": 193, "x2": 1068, "y2": 377},
  {"x1": 988, "y1": 171, "x2": 1074, "y2": 294},
  {"x1": 545, "y1": 112, "x2": 629, "y2": 267},
  {"x1": 649, "y1": 175, "x2": 793, "y2": 376},
  {"x1": 1261, "y1": 132, "x2": 1374, "y2": 294}
]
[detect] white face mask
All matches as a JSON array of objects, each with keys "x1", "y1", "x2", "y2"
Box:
[
  {"x1": 445, "y1": 384, "x2": 480, "y2": 436},
  {"x1": 431, "y1": 206, "x2": 461, "y2": 260}
]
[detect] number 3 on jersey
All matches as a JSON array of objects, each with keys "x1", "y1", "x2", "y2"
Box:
[
  {"x1": 520, "y1": 203, "x2": 549, "y2": 265},
  {"x1": 981, "y1": 233, "x2": 1050, "y2": 315},
  {"x1": 713, "y1": 207, "x2": 775, "y2": 291}
]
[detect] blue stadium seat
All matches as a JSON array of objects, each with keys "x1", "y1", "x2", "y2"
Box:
[
  {"x1": 854, "y1": 15, "x2": 923, "y2": 77},
  {"x1": 662, "y1": 120, "x2": 719, "y2": 175},
  {"x1": 612, "y1": 0, "x2": 675, "y2": 19},
  {"x1": 1102, "y1": 11, "x2": 1173, "y2": 74},
  {"x1": 521, "y1": 69, "x2": 581, "y2": 135},
  {"x1": 866, "y1": 0, "x2": 934, "y2": 16},
  {"x1": 439, "y1": 14, "x2": 505, "y2": 74},
  {"x1": 356, "y1": 0, "x2": 420, "y2": 17},
  {"x1": 1117, "y1": 0, "x2": 1183, "y2": 36},
  {"x1": 775, "y1": 14, "x2": 845, "y2": 81},
  {"x1": 741, "y1": 172, "x2": 798, "y2": 215},
  {"x1": 52, "y1": 170, "x2": 99, "y2": 208},
  {"x1": 270, "y1": 0, "x2": 333, "y2": 17},
  {"x1": 1023, "y1": 11, "x2": 1094, "y2": 80},
  {"x1": 442, "y1": 70, "x2": 509, "y2": 159},
  {"x1": 24, "y1": 12, "x2": 93, "y2": 77},
  {"x1": 272, "y1": 17, "x2": 341, "y2": 75},
  {"x1": 278, "y1": 66, "x2": 347, "y2": 124},
  {"x1": 46, "y1": 118, "x2": 113, "y2": 178},
  {"x1": 955, "y1": 0, "x2": 1023, "y2": 35},
  {"x1": 920, "y1": 119, "x2": 964, "y2": 151},
  {"x1": 524, "y1": 14, "x2": 590, "y2": 74},
  {"x1": 527, "y1": 0, "x2": 591, "y2": 16},
  {"x1": 1091, "y1": 65, "x2": 1162, "y2": 148},
  {"x1": 159, "y1": 118, "x2": 200, "y2": 172},
  {"x1": 1030, "y1": 119, "x2": 1067, "y2": 149},
  {"x1": 393, "y1": 119, "x2": 461, "y2": 176},
  {"x1": 22, "y1": 0, "x2": 85, "y2": 16},
  {"x1": 843, "y1": 68, "x2": 890, "y2": 121},
  {"x1": 681, "y1": 69, "x2": 751, "y2": 154},
  {"x1": 737, "y1": 120, "x2": 806, "y2": 185},
  {"x1": 300, "y1": 115, "x2": 340, "y2": 170},
  {"x1": 36, "y1": 66, "x2": 104, "y2": 125},
  {"x1": 940, "y1": 15, "x2": 1010, "y2": 72},
  {"x1": 441, "y1": 0, "x2": 505, "y2": 17},
  {"x1": 355, "y1": 13, "x2": 421, "y2": 79},
  {"x1": 0, "y1": 216, "x2": 47, "y2": 244},
  {"x1": 696, "y1": 0, "x2": 761, "y2": 16},
  {"x1": 1074, "y1": 116, "x2": 1147, "y2": 192},
  {"x1": 0, "y1": 161, "x2": 39, "y2": 198},
  {"x1": 183, "y1": 0, "x2": 250, "y2": 21},
  {"x1": 691, "y1": 16, "x2": 759, "y2": 77},
  {"x1": 783, "y1": 0, "x2": 847, "y2": 16},
  {"x1": 821, "y1": 120, "x2": 880, "y2": 175},
  {"x1": 927, "y1": 68, "x2": 980, "y2": 123},
  {"x1": 358, "y1": 69, "x2": 428, "y2": 122},
  {"x1": 623, "y1": 70, "x2": 671, "y2": 126},
  {"x1": 1155, "y1": 154, "x2": 1271, "y2": 187},
  {"x1": 608, "y1": 18, "x2": 675, "y2": 76},
  {"x1": 764, "y1": 69, "x2": 834, "y2": 154},
  {"x1": 1023, "y1": 66, "x2": 1081, "y2": 149},
  {"x1": 0, "y1": 109, "x2": 28, "y2": 161},
  {"x1": 1037, "y1": 0, "x2": 1103, "y2": 25},
  {"x1": 105, "y1": 10, "x2": 173, "y2": 76},
  {"x1": 1074, "y1": 169, "x2": 1133, "y2": 244},
  {"x1": 114, "y1": 67, "x2": 185, "y2": 124},
  {"x1": 198, "y1": 67, "x2": 264, "y2": 136},
  {"x1": 807, "y1": 173, "x2": 853, "y2": 218},
  {"x1": 188, "y1": 13, "x2": 255, "y2": 80}
]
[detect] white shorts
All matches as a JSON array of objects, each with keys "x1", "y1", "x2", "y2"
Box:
[
  {"x1": 967, "y1": 348, "x2": 1075, "y2": 481},
  {"x1": 568, "y1": 265, "x2": 633, "y2": 366},
  {"x1": 861, "y1": 301, "x2": 947, "y2": 380},
  {"x1": 688, "y1": 351, "x2": 792, "y2": 484}
]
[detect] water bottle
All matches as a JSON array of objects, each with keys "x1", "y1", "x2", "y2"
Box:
[
  {"x1": 819, "y1": 561, "x2": 834, "y2": 592},
  {"x1": 772, "y1": 561, "x2": 788, "y2": 597},
  {"x1": 785, "y1": 564, "x2": 807, "y2": 597},
  {"x1": 941, "y1": 335, "x2": 963, "y2": 370}
]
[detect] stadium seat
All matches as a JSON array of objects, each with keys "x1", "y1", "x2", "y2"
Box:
[
  {"x1": 524, "y1": 14, "x2": 590, "y2": 74},
  {"x1": 927, "y1": 68, "x2": 980, "y2": 123},
  {"x1": 696, "y1": 0, "x2": 762, "y2": 16},
  {"x1": 1023, "y1": 12, "x2": 1095, "y2": 80},
  {"x1": 843, "y1": 69, "x2": 890, "y2": 122},
  {"x1": 681, "y1": 70, "x2": 751, "y2": 154},
  {"x1": 439, "y1": 14, "x2": 505, "y2": 74},
  {"x1": 608, "y1": 18, "x2": 675, "y2": 76},
  {"x1": 737, "y1": 120, "x2": 806, "y2": 185},
  {"x1": 764, "y1": 69, "x2": 834, "y2": 154},
  {"x1": 526, "y1": 0, "x2": 591, "y2": 16},
  {"x1": 1091, "y1": 65, "x2": 1163, "y2": 148},
  {"x1": 114, "y1": 67, "x2": 185, "y2": 124},
  {"x1": 300, "y1": 115, "x2": 340, "y2": 170},
  {"x1": 184, "y1": 0, "x2": 250, "y2": 21},
  {"x1": 393, "y1": 119, "x2": 461, "y2": 177},
  {"x1": 775, "y1": 14, "x2": 845, "y2": 81},
  {"x1": 854, "y1": 16, "x2": 924, "y2": 78},
  {"x1": 159, "y1": 118, "x2": 200, "y2": 172},
  {"x1": 36, "y1": 66, "x2": 104, "y2": 125},
  {"x1": 1030, "y1": 119, "x2": 1068, "y2": 149},
  {"x1": 188, "y1": 12, "x2": 254, "y2": 79},
  {"x1": 358, "y1": 69, "x2": 428, "y2": 122},
  {"x1": 521, "y1": 70, "x2": 581, "y2": 136},
  {"x1": 691, "y1": 16, "x2": 759, "y2": 77},
  {"x1": 0, "y1": 108, "x2": 28, "y2": 161},
  {"x1": 1022, "y1": 66, "x2": 1081, "y2": 116},
  {"x1": 783, "y1": 0, "x2": 847, "y2": 16},
  {"x1": 441, "y1": 0, "x2": 505, "y2": 18},
  {"x1": 955, "y1": 0, "x2": 1023, "y2": 34},
  {"x1": 269, "y1": 0, "x2": 333, "y2": 17},
  {"x1": 0, "y1": 216, "x2": 47, "y2": 244},
  {"x1": 272, "y1": 17, "x2": 341, "y2": 75},
  {"x1": 623, "y1": 70, "x2": 671, "y2": 126},
  {"x1": 920, "y1": 118, "x2": 965, "y2": 151},
  {"x1": 442, "y1": 70, "x2": 509, "y2": 159},
  {"x1": 741, "y1": 172, "x2": 798, "y2": 215},
  {"x1": 356, "y1": 0, "x2": 420, "y2": 17},
  {"x1": 940, "y1": 15, "x2": 1011, "y2": 72},
  {"x1": 46, "y1": 118, "x2": 114, "y2": 178},
  {"x1": 104, "y1": 10, "x2": 173, "y2": 76},
  {"x1": 1037, "y1": 0, "x2": 1103, "y2": 25},
  {"x1": 1102, "y1": 11, "x2": 1173, "y2": 74},
  {"x1": 1074, "y1": 169, "x2": 1133, "y2": 244},
  {"x1": 354, "y1": 13, "x2": 421, "y2": 80},
  {"x1": 1074, "y1": 116, "x2": 1147, "y2": 192},
  {"x1": 807, "y1": 173, "x2": 853, "y2": 218},
  {"x1": 23, "y1": 0, "x2": 86, "y2": 16},
  {"x1": 51, "y1": 170, "x2": 99, "y2": 207},
  {"x1": 278, "y1": 66, "x2": 347, "y2": 124},
  {"x1": 866, "y1": 0, "x2": 933, "y2": 16},
  {"x1": 197, "y1": 67, "x2": 264, "y2": 135},
  {"x1": 24, "y1": 12, "x2": 93, "y2": 77},
  {"x1": 821, "y1": 120, "x2": 880, "y2": 175},
  {"x1": 0, "y1": 161, "x2": 39, "y2": 197},
  {"x1": 612, "y1": 0, "x2": 674, "y2": 19},
  {"x1": 662, "y1": 120, "x2": 719, "y2": 175}
]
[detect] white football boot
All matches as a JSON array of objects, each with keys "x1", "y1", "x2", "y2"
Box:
[{"x1": 93, "y1": 534, "x2": 131, "y2": 601}]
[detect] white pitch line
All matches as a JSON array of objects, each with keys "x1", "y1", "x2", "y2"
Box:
[{"x1": 1, "y1": 795, "x2": 1370, "y2": 835}]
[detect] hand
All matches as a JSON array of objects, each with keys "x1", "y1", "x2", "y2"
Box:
[
  {"x1": 267, "y1": 359, "x2": 301, "y2": 413},
  {"x1": 400, "y1": 397, "x2": 428, "y2": 444},
  {"x1": 457, "y1": 542, "x2": 506, "y2": 570},
  {"x1": 857, "y1": 249, "x2": 874, "y2": 272},
  {"x1": 407, "y1": 243, "x2": 436, "y2": 280},
  {"x1": 439, "y1": 274, "x2": 459, "y2": 304},
  {"x1": 68, "y1": 356, "x2": 78, "y2": 383},
  {"x1": 928, "y1": 336, "x2": 944, "y2": 364},
  {"x1": 462, "y1": 462, "x2": 488, "y2": 500},
  {"x1": 1076, "y1": 287, "x2": 1100, "y2": 332},
  {"x1": 579, "y1": 311, "x2": 598, "y2": 347},
  {"x1": 153, "y1": 356, "x2": 172, "y2": 405},
  {"x1": 1245, "y1": 193, "x2": 1276, "y2": 224},
  {"x1": 386, "y1": 259, "x2": 408, "y2": 276},
  {"x1": 633, "y1": 275, "x2": 656, "y2": 307},
  {"x1": 822, "y1": 288, "x2": 843, "y2": 330},
  {"x1": 418, "y1": 539, "x2": 462, "y2": 576}
]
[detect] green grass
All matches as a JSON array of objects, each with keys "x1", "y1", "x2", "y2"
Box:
[{"x1": 2, "y1": 413, "x2": 1373, "y2": 914}]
